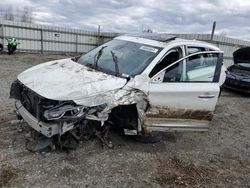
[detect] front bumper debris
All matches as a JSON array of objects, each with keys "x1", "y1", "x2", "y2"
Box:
[{"x1": 15, "y1": 100, "x2": 75, "y2": 137}]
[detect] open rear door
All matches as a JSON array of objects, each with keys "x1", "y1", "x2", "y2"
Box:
[{"x1": 143, "y1": 51, "x2": 223, "y2": 132}]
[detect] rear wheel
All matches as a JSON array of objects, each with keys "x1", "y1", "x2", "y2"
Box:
[
  {"x1": 109, "y1": 105, "x2": 163, "y2": 143},
  {"x1": 136, "y1": 132, "x2": 162, "y2": 143},
  {"x1": 219, "y1": 86, "x2": 223, "y2": 97},
  {"x1": 8, "y1": 45, "x2": 16, "y2": 55}
]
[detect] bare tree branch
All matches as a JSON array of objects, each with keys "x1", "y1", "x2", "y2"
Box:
[{"x1": 0, "y1": 6, "x2": 33, "y2": 23}]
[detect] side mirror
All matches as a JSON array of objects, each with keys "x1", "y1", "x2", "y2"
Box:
[{"x1": 71, "y1": 55, "x2": 81, "y2": 62}]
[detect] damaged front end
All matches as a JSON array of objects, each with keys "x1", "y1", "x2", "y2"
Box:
[
  {"x1": 9, "y1": 37, "x2": 165, "y2": 152},
  {"x1": 224, "y1": 65, "x2": 250, "y2": 93},
  {"x1": 10, "y1": 80, "x2": 106, "y2": 137},
  {"x1": 224, "y1": 47, "x2": 250, "y2": 93},
  {"x1": 10, "y1": 78, "x2": 148, "y2": 151}
]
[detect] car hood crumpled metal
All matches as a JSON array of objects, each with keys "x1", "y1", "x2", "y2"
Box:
[{"x1": 17, "y1": 58, "x2": 127, "y2": 102}]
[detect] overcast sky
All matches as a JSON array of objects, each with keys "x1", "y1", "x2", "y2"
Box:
[{"x1": 1, "y1": 0, "x2": 250, "y2": 40}]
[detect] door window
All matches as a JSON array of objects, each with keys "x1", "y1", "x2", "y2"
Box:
[
  {"x1": 149, "y1": 47, "x2": 183, "y2": 77},
  {"x1": 187, "y1": 46, "x2": 206, "y2": 55},
  {"x1": 163, "y1": 53, "x2": 219, "y2": 82}
]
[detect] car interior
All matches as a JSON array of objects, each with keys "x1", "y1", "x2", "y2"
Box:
[{"x1": 149, "y1": 47, "x2": 182, "y2": 77}]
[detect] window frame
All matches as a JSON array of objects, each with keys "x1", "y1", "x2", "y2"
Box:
[{"x1": 151, "y1": 51, "x2": 224, "y2": 83}]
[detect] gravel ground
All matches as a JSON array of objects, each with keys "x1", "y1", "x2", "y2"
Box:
[{"x1": 0, "y1": 53, "x2": 250, "y2": 188}]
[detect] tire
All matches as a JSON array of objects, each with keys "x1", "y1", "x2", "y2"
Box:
[
  {"x1": 8, "y1": 45, "x2": 16, "y2": 55},
  {"x1": 8, "y1": 45, "x2": 12, "y2": 55},
  {"x1": 219, "y1": 86, "x2": 223, "y2": 97},
  {"x1": 0, "y1": 44, "x2": 3, "y2": 52},
  {"x1": 136, "y1": 132, "x2": 163, "y2": 143}
]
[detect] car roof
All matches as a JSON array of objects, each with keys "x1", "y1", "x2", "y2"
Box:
[{"x1": 116, "y1": 34, "x2": 220, "y2": 51}]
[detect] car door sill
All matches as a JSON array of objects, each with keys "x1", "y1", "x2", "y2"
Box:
[{"x1": 143, "y1": 118, "x2": 210, "y2": 132}]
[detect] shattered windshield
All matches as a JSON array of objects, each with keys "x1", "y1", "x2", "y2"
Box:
[{"x1": 77, "y1": 39, "x2": 162, "y2": 77}]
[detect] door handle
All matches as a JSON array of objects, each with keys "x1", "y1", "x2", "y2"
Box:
[{"x1": 198, "y1": 95, "x2": 215, "y2": 99}]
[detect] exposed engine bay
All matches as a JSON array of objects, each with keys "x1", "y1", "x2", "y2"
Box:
[{"x1": 10, "y1": 79, "x2": 147, "y2": 152}]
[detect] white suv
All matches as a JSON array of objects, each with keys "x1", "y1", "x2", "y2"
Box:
[{"x1": 10, "y1": 34, "x2": 225, "y2": 149}]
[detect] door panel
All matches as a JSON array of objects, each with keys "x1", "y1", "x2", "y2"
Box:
[
  {"x1": 143, "y1": 51, "x2": 223, "y2": 132},
  {"x1": 146, "y1": 82, "x2": 220, "y2": 120}
]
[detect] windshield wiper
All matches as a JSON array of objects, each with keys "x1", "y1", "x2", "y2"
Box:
[
  {"x1": 94, "y1": 46, "x2": 107, "y2": 69},
  {"x1": 110, "y1": 50, "x2": 120, "y2": 76}
]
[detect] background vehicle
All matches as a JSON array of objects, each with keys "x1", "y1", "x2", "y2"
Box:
[
  {"x1": 224, "y1": 47, "x2": 250, "y2": 93},
  {"x1": 10, "y1": 34, "x2": 225, "y2": 151},
  {"x1": 7, "y1": 38, "x2": 19, "y2": 55},
  {"x1": 0, "y1": 37, "x2": 19, "y2": 54}
]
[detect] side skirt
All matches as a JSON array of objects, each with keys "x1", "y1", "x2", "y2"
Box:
[{"x1": 143, "y1": 118, "x2": 210, "y2": 132}]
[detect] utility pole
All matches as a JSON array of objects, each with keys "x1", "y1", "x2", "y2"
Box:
[
  {"x1": 40, "y1": 29, "x2": 43, "y2": 54},
  {"x1": 210, "y1": 21, "x2": 216, "y2": 41},
  {"x1": 98, "y1": 25, "x2": 101, "y2": 46}
]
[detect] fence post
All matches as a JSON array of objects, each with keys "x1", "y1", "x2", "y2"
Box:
[
  {"x1": 1, "y1": 24, "x2": 5, "y2": 50},
  {"x1": 76, "y1": 34, "x2": 78, "y2": 53},
  {"x1": 98, "y1": 25, "x2": 101, "y2": 46},
  {"x1": 210, "y1": 21, "x2": 216, "y2": 41},
  {"x1": 40, "y1": 29, "x2": 43, "y2": 53}
]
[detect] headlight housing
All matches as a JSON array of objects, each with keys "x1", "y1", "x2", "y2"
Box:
[
  {"x1": 43, "y1": 102, "x2": 107, "y2": 121},
  {"x1": 44, "y1": 103, "x2": 87, "y2": 120}
]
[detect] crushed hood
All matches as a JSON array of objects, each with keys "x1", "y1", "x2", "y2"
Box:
[{"x1": 17, "y1": 58, "x2": 127, "y2": 101}]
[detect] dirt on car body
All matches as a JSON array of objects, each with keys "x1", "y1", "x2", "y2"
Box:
[{"x1": 0, "y1": 53, "x2": 250, "y2": 187}]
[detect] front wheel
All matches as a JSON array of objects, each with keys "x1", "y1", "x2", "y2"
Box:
[{"x1": 0, "y1": 44, "x2": 3, "y2": 52}]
